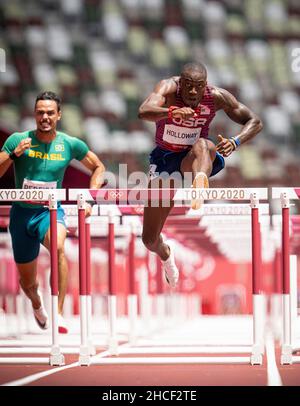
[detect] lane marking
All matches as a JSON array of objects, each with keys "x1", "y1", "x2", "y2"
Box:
[
  {"x1": 1, "y1": 347, "x2": 115, "y2": 386},
  {"x1": 266, "y1": 332, "x2": 282, "y2": 386}
]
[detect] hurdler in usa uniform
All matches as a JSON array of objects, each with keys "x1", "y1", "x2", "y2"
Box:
[{"x1": 138, "y1": 62, "x2": 263, "y2": 289}]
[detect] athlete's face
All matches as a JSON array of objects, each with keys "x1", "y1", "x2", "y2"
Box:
[
  {"x1": 180, "y1": 71, "x2": 207, "y2": 108},
  {"x1": 35, "y1": 100, "x2": 61, "y2": 133}
]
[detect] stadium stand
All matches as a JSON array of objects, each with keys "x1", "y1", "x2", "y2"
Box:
[{"x1": 0, "y1": 0, "x2": 300, "y2": 186}]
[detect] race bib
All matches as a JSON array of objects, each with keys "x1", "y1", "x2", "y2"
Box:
[
  {"x1": 22, "y1": 179, "x2": 57, "y2": 205},
  {"x1": 162, "y1": 124, "x2": 201, "y2": 146},
  {"x1": 22, "y1": 179, "x2": 57, "y2": 189}
]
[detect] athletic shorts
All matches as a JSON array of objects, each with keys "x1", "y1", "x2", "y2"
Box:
[
  {"x1": 9, "y1": 203, "x2": 67, "y2": 264},
  {"x1": 149, "y1": 146, "x2": 225, "y2": 179}
]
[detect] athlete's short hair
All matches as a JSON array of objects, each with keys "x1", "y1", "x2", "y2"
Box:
[
  {"x1": 35, "y1": 91, "x2": 61, "y2": 111},
  {"x1": 181, "y1": 62, "x2": 207, "y2": 78}
]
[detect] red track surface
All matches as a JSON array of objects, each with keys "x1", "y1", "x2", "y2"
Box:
[{"x1": 1, "y1": 344, "x2": 299, "y2": 386}]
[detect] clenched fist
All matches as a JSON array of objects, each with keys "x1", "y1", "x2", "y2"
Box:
[
  {"x1": 14, "y1": 138, "x2": 32, "y2": 157},
  {"x1": 171, "y1": 107, "x2": 196, "y2": 120},
  {"x1": 216, "y1": 134, "x2": 235, "y2": 157}
]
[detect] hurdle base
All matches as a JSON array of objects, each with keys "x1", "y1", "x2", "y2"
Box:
[
  {"x1": 250, "y1": 344, "x2": 264, "y2": 365},
  {"x1": 88, "y1": 342, "x2": 96, "y2": 356},
  {"x1": 79, "y1": 354, "x2": 91, "y2": 366},
  {"x1": 79, "y1": 345, "x2": 91, "y2": 366},
  {"x1": 281, "y1": 354, "x2": 293, "y2": 365},
  {"x1": 108, "y1": 338, "x2": 119, "y2": 356},
  {"x1": 250, "y1": 353, "x2": 263, "y2": 365},
  {"x1": 281, "y1": 345, "x2": 293, "y2": 365},
  {"x1": 251, "y1": 343, "x2": 264, "y2": 355},
  {"x1": 50, "y1": 346, "x2": 65, "y2": 366}
]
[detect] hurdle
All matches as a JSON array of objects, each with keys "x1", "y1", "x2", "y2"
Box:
[
  {"x1": 69, "y1": 187, "x2": 268, "y2": 366},
  {"x1": 0, "y1": 203, "x2": 128, "y2": 352},
  {"x1": 0, "y1": 189, "x2": 66, "y2": 365},
  {"x1": 128, "y1": 222, "x2": 138, "y2": 345},
  {"x1": 272, "y1": 188, "x2": 300, "y2": 365}
]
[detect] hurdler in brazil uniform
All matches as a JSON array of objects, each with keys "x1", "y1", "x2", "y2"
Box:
[
  {"x1": 0, "y1": 91, "x2": 105, "y2": 333},
  {"x1": 2, "y1": 129, "x2": 89, "y2": 251}
]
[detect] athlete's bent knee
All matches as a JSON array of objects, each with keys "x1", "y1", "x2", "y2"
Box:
[
  {"x1": 19, "y1": 280, "x2": 38, "y2": 294},
  {"x1": 192, "y1": 139, "x2": 216, "y2": 160}
]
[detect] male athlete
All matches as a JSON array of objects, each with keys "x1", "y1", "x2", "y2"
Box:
[
  {"x1": 0, "y1": 91, "x2": 105, "y2": 333},
  {"x1": 138, "y1": 62, "x2": 263, "y2": 288}
]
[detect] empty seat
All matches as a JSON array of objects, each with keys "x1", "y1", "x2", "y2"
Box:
[{"x1": 84, "y1": 117, "x2": 111, "y2": 153}]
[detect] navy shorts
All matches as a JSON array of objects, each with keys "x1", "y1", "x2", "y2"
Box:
[
  {"x1": 149, "y1": 146, "x2": 225, "y2": 179},
  {"x1": 9, "y1": 203, "x2": 67, "y2": 264}
]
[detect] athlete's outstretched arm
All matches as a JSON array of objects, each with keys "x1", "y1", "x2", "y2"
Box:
[
  {"x1": 138, "y1": 78, "x2": 178, "y2": 122},
  {"x1": 80, "y1": 151, "x2": 106, "y2": 189},
  {"x1": 213, "y1": 87, "x2": 263, "y2": 157},
  {"x1": 0, "y1": 151, "x2": 13, "y2": 178}
]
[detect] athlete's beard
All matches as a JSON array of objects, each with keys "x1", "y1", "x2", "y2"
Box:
[
  {"x1": 182, "y1": 95, "x2": 202, "y2": 109},
  {"x1": 189, "y1": 101, "x2": 199, "y2": 109}
]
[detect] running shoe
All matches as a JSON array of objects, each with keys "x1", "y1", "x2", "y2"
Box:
[
  {"x1": 162, "y1": 241, "x2": 179, "y2": 288},
  {"x1": 191, "y1": 172, "x2": 209, "y2": 210},
  {"x1": 33, "y1": 305, "x2": 49, "y2": 330}
]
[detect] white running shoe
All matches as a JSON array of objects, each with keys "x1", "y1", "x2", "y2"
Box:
[
  {"x1": 33, "y1": 305, "x2": 49, "y2": 330},
  {"x1": 58, "y1": 314, "x2": 68, "y2": 334},
  {"x1": 162, "y1": 241, "x2": 179, "y2": 288}
]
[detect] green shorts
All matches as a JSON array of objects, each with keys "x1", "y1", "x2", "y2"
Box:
[{"x1": 9, "y1": 203, "x2": 67, "y2": 264}]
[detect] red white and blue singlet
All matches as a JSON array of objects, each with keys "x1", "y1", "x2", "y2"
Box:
[{"x1": 155, "y1": 84, "x2": 216, "y2": 152}]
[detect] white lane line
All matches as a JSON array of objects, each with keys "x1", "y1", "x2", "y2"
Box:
[
  {"x1": 1, "y1": 348, "x2": 113, "y2": 387},
  {"x1": 92, "y1": 356, "x2": 251, "y2": 365},
  {"x1": 2, "y1": 362, "x2": 80, "y2": 386},
  {"x1": 117, "y1": 346, "x2": 253, "y2": 354},
  {"x1": 266, "y1": 332, "x2": 282, "y2": 386}
]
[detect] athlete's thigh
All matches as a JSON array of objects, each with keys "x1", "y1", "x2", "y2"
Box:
[
  {"x1": 43, "y1": 222, "x2": 67, "y2": 252},
  {"x1": 9, "y1": 205, "x2": 40, "y2": 263},
  {"x1": 180, "y1": 138, "x2": 216, "y2": 173},
  {"x1": 16, "y1": 258, "x2": 39, "y2": 285}
]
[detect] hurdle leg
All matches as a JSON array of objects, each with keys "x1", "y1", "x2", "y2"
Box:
[
  {"x1": 85, "y1": 220, "x2": 96, "y2": 356},
  {"x1": 280, "y1": 195, "x2": 293, "y2": 364},
  {"x1": 128, "y1": 228, "x2": 138, "y2": 345},
  {"x1": 290, "y1": 255, "x2": 297, "y2": 349},
  {"x1": 87, "y1": 295, "x2": 96, "y2": 355},
  {"x1": 107, "y1": 212, "x2": 118, "y2": 355},
  {"x1": 139, "y1": 265, "x2": 151, "y2": 336},
  {"x1": 270, "y1": 249, "x2": 283, "y2": 340},
  {"x1": 250, "y1": 194, "x2": 264, "y2": 365},
  {"x1": 49, "y1": 193, "x2": 65, "y2": 366},
  {"x1": 128, "y1": 294, "x2": 138, "y2": 345},
  {"x1": 78, "y1": 194, "x2": 90, "y2": 366},
  {"x1": 108, "y1": 295, "x2": 118, "y2": 355},
  {"x1": 281, "y1": 255, "x2": 297, "y2": 363}
]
